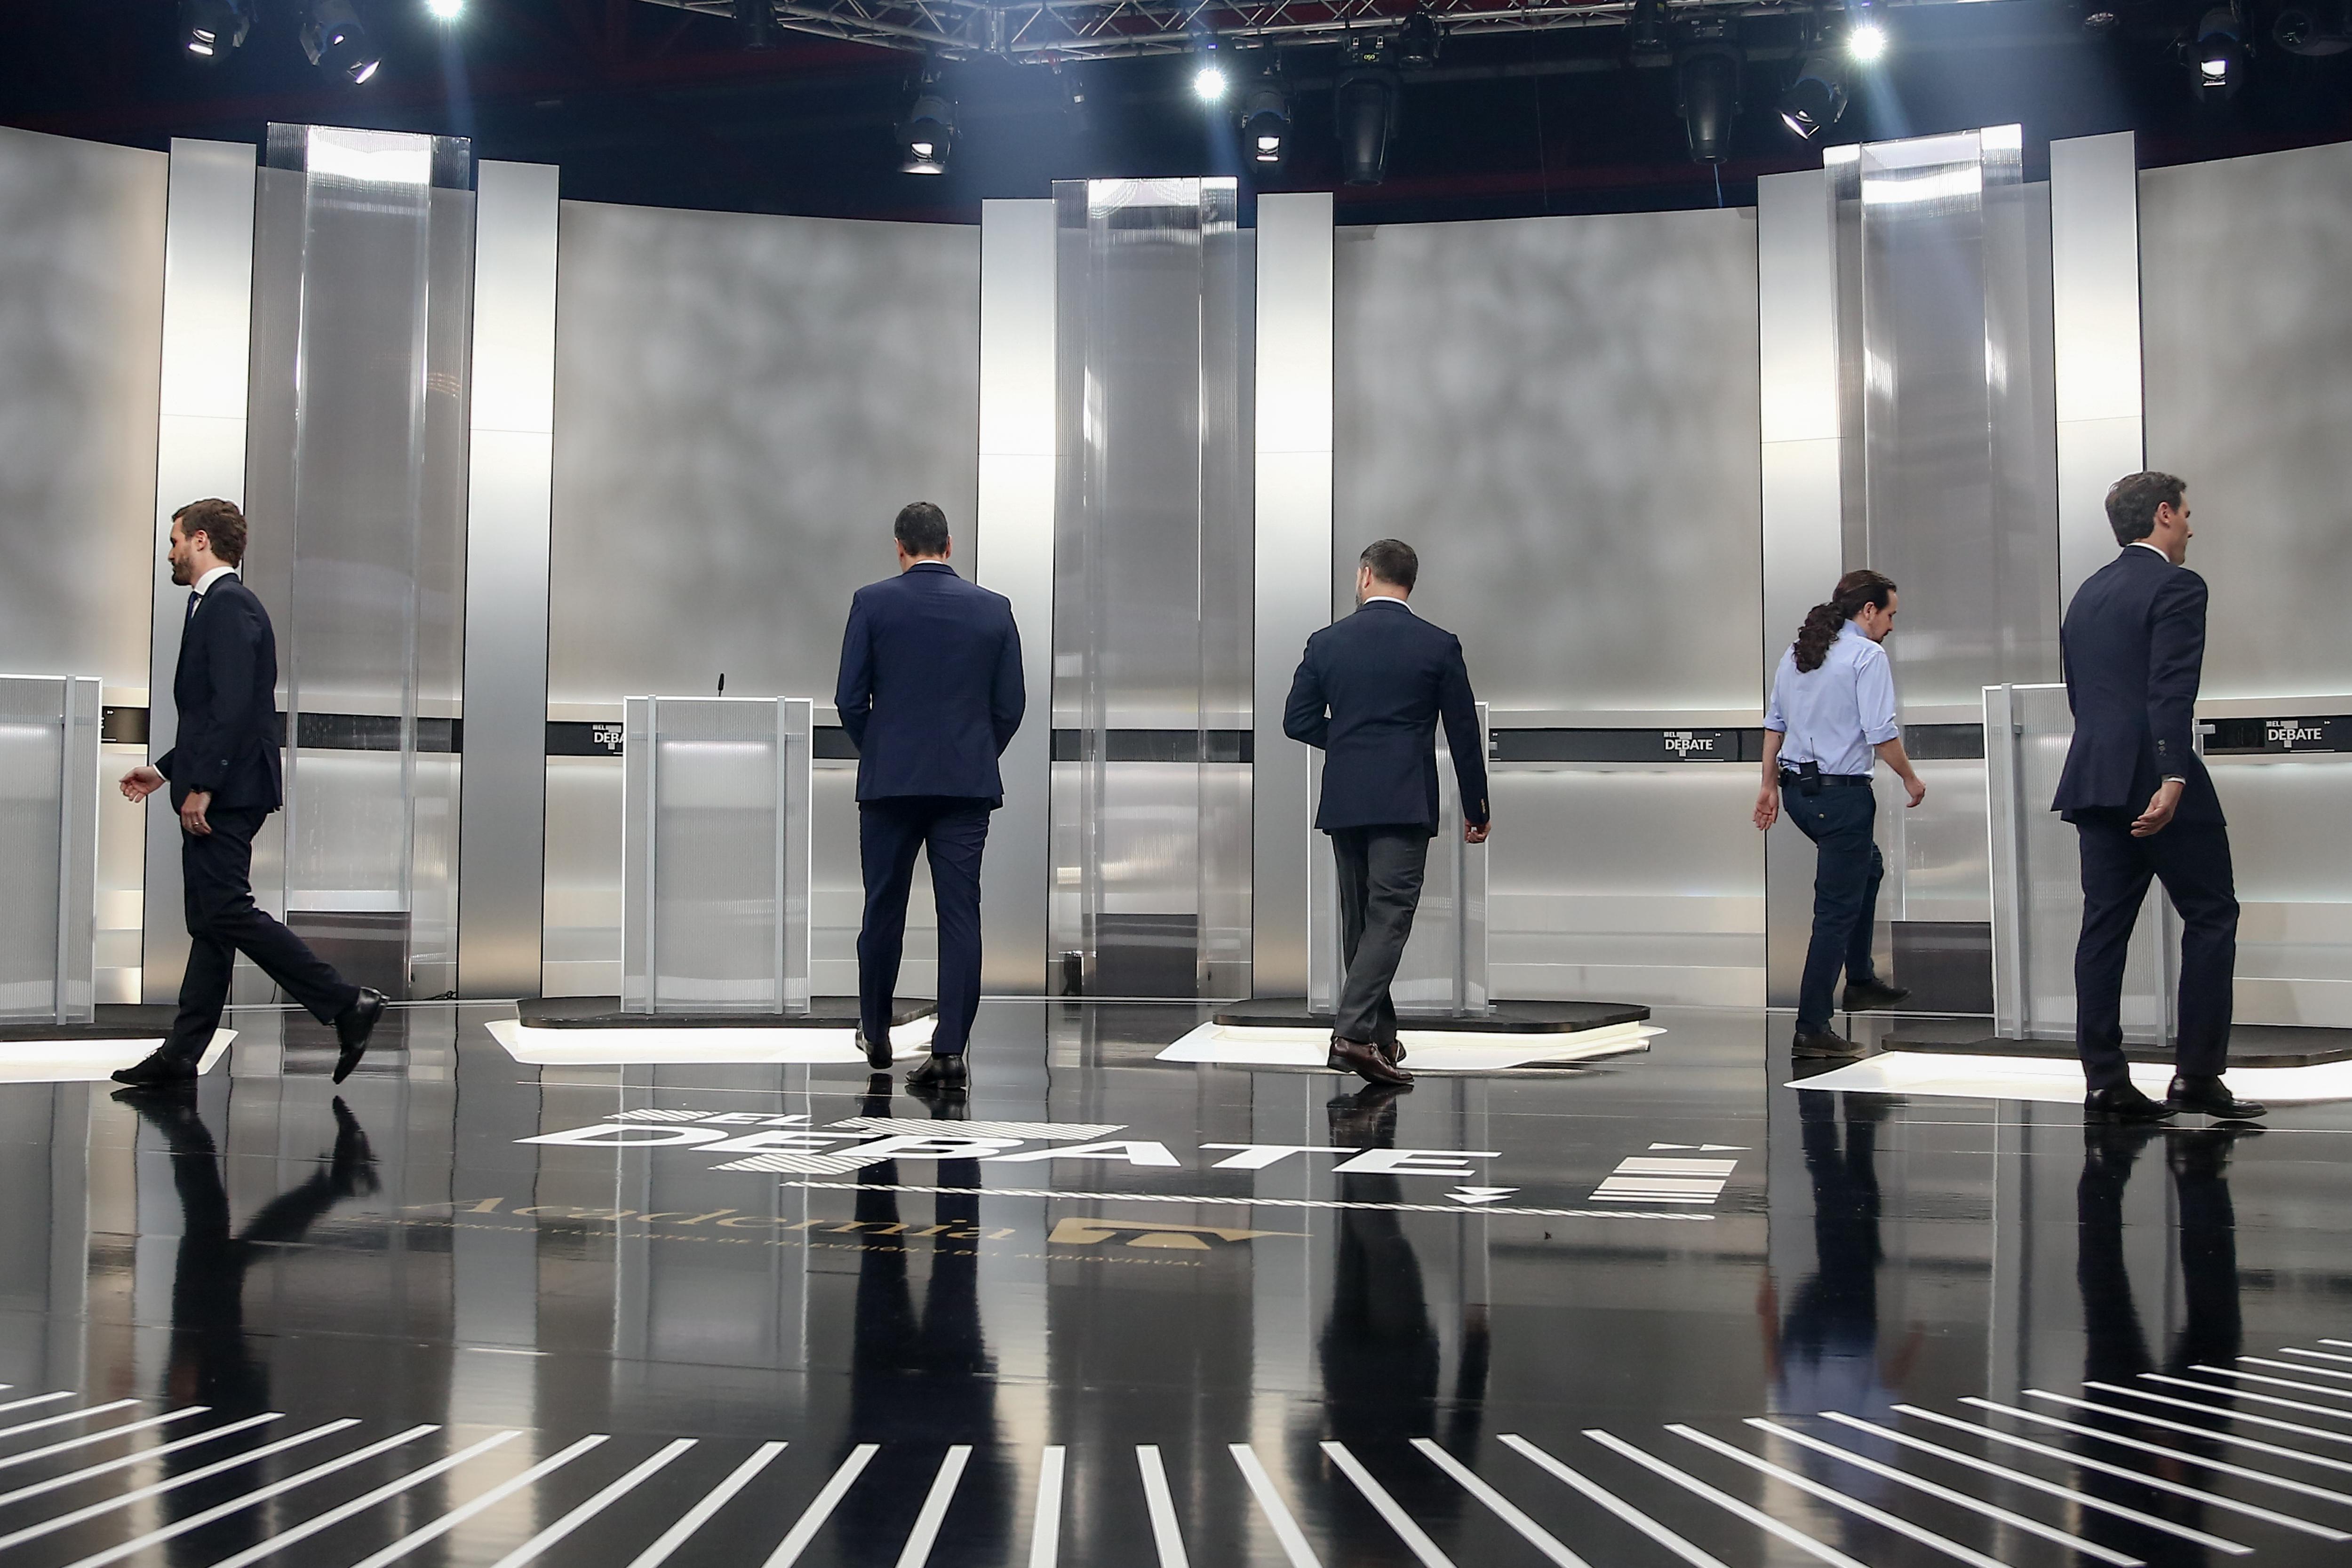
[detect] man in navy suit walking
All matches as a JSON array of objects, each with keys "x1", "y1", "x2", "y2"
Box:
[
  {"x1": 2055, "y1": 472, "x2": 2262, "y2": 1123},
  {"x1": 835, "y1": 502, "x2": 1026, "y2": 1090},
  {"x1": 114, "y1": 500, "x2": 386, "y2": 1089},
  {"x1": 1284, "y1": 540, "x2": 1490, "y2": 1086}
]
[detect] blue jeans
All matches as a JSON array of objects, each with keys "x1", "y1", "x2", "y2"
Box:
[{"x1": 1783, "y1": 782, "x2": 1883, "y2": 1035}]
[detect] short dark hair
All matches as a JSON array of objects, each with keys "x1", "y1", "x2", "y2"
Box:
[
  {"x1": 894, "y1": 501, "x2": 950, "y2": 557},
  {"x1": 174, "y1": 498, "x2": 247, "y2": 566},
  {"x1": 1360, "y1": 538, "x2": 1418, "y2": 591},
  {"x1": 2105, "y1": 471, "x2": 2185, "y2": 545}
]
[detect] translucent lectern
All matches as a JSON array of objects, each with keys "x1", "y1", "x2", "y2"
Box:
[
  {"x1": 1308, "y1": 704, "x2": 1490, "y2": 1018},
  {"x1": 0, "y1": 676, "x2": 102, "y2": 1025},
  {"x1": 621, "y1": 697, "x2": 813, "y2": 1015},
  {"x1": 1986, "y1": 683, "x2": 2175, "y2": 1042}
]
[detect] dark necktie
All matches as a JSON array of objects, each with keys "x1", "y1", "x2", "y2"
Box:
[{"x1": 186, "y1": 590, "x2": 202, "y2": 622}]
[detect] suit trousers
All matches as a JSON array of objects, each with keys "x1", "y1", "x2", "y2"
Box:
[
  {"x1": 1781, "y1": 782, "x2": 1884, "y2": 1035},
  {"x1": 2072, "y1": 809, "x2": 2237, "y2": 1090},
  {"x1": 858, "y1": 797, "x2": 990, "y2": 1058},
  {"x1": 164, "y1": 806, "x2": 359, "y2": 1064},
  {"x1": 1330, "y1": 826, "x2": 1431, "y2": 1047}
]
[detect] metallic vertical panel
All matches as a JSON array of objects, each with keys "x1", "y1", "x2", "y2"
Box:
[
  {"x1": 2049, "y1": 133, "x2": 2144, "y2": 605},
  {"x1": 1252, "y1": 193, "x2": 1333, "y2": 997},
  {"x1": 0, "y1": 679, "x2": 69, "y2": 1020},
  {"x1": 457, "y1": 161, "x2": 560, "y2": 998},
  {"x1": 641, "y1": 700, "x2": 783, "y2": 1012},
  {"x1": 781, "y1": 699, "x2": 812, "y2": 1014},
  {"x1": 976, "y1": 198, "x2": 1057, "y2": 995},
  {"x1": 621, "y1": 696, "x2": 652, "y2": 1010},
  {"x1": 1983, "y1": 684, "x2": 2025, "y2": 1035},
  {"x1": 144, "y1": 137, "x2": 253, "y2": 1004},
  {"x1": 58, "y1": 679, "x2": 102, "y2": 1022}
]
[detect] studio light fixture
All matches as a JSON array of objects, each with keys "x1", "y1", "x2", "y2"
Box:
[
  {"x1": 1334, "y1": 65, "x2": 1399, "y2": 186},
  {"x1": 1194, "y1": 62, "x2": 1230, "y2": 103},
  {"x1": 1676, "y1": 21, "x2": 1743, "y2": 165},
  {"x1": 1627, "y1": 0, "x2": 1674, "y2": 67},
  {"x1": 424, "y1": 0, "x2": 463, "y2": 19},
  {"x1": 1778, "y1": 49, "x2": 1850, "y2": 140},
  {"x1": 1240, "y1": 81, "x2": 1291, "y2": 166},
  {"x1": 301, "y1": 0, "x2": 381, "y2": 84},
  {"x1": 1395, "y1": 8, "x2": 1443, "y2": 71},
  {"x1": 2189, "y1": 5, "x2": 2245, "y2": 96},
  {"x1": 899, "y1": 84, "x2": 955, "y2": 175},
  {"x1": 179, "y1": 0, "x2": 252, "y2": 57},
  {"x1": 2274, "y1": 0, "x2": 2352, "y2": 53},
  {"x1": 735, "y1": 0, "x2": 776, "y2": 49},
  {"x1": 1848, "y1": 19, "x2": 1890, "y2": 62}
]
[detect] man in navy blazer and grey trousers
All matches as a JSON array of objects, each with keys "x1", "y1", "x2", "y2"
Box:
[
  {"x1": 1284, "y1": 539, "x2": 1490, "y2": 1086},
  {"x1": 835, "y1": 501, "x2": 1026, "y2": 1090},
  {"x1": 2055, "y1": 471, "x2": 2262, "y2": 1123}
]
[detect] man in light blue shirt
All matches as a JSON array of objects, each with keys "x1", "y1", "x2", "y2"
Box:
[{"x1": 1755, "y1": 570, "x2": 1927, "y2": 1057}]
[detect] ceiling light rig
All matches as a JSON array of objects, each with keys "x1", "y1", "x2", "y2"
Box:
[
  {"x1": 898, "y1": 76, "x2": 956, "y2": 174},
  {"x1": 1239, "y1": 80, "x2": 1291, "y2": 166},
  {"x1": 1675, "y1": 16, "x2": 1744, "y2": 165},
  {"x1": 302, "y1": 0, "x2": 383, "y2": 84},
  {"x1": 2187, "y1": 4, "x2": 2247, "y2": 96},
  {"x1": 178, "y1": 0, "x2": 253, "y2": 58}
]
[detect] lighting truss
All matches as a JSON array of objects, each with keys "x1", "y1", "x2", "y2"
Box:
[{"x1": 638, "y1": 0, "x2": 1975, "y2": 64}]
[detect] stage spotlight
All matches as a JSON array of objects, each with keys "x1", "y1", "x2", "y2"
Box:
[
  {"x1": 301, "y1": 0, "x2": 381, "y2": 84},
  {"x1": 179, "y1": 0, "x2": 252, "y2": 57},
  {"x1": 1848, "y1": 19, "x2": 1889, "y2": 61},
  {"x1": 2275, "y1": 0, "x2": 2352, "y2": 53},
  {"x1": 1627, "y1": 0, "x2": 1674, "y2": 66},
  {"x1": 424, "y1": 0, "x2": 463, "y2": 18},
  {"x1": 1778, "y1": 51, "x2": 1850, "y2": 140},
  {"x1": 1335, "y1": 68, "x2": 1399, "y2": 186},
  {"x1": 1194, "y1": 63, "x2": 1229, "y2": 103},
  {"x1": 1395, "y1": 9, "x2": 1443, "y2": 70},
  {"x1": 1240, "y1": 82, "x2": 1291, "y2": 165},
  {"x1": 2189, "y1": 6, "x2": 2244, "y2": 97},
  {"x1": 1676, "y1": 28, "x2": 1743, "y2": 165},
  {"x1": 898, "y1": 90, "x2": 955, "y2": 175}
]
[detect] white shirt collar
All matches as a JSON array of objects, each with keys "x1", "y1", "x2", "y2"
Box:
[
  {"x1": 1361, "y1": 593, "x2": 1412, "y2": 612},
  {"x1": 2126, "y1": 541, "x2": 2172, "y2": 563},
  {"x1": 193, "y1": 565, "x2": 238, "y2": 597}
]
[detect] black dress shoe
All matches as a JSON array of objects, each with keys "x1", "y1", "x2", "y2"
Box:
[
  {"x1": 333, "y1": 988, "x2": 387, "y2": 1085},
  {"x1": 1790, "y1": 1029, "x2": 1864, "y2": 1059},
  {"x1": 111, "y1": 1050, "x2": 198, "y2": 1088},
  {"x1": 1842, "y1": 978, "x2": 1911, "y2": 1012},
  {"x1": 907, "y1": 1053, "x2": 968, "y2": 1090},
  {"x1": 1328, "y1": 1036, "x2": 1412, "y2": 1086},
  {"x1": 2166, "y1": 1074, "x2": 2267, "y2": 1120},
  {"x1": 858, "y1": 1030, "x2": 893, "y2": 1070},
  {"x1": 2084, "y1": 1084, "x2": 2177, "y2": 1122}
]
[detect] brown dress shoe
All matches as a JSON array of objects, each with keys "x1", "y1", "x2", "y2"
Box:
[
  {"x1": 1328, "y1": 1036, "x2": 1412, "y2": 1086},
  {"x1": 1377, "y1": 1035, "x2": 1407, "y2": 1067}
]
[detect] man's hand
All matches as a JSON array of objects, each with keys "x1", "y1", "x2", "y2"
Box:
[
  {"x1": 1465, "y1": 820, "x2": 1491, "y2": 845},
  {"x1": 2132, "y1": 779, "x2": 2185, "y2": 838},
  {"x1": 1903, "y1": 774, "x2": 1928, "y2": 809},
  {"x1": 120, "y1": 765, "x2": 165, "y2": 804},
  {"x1": 179, "y1": 789, "x2": 214, "y2": 837},
  {"x1": 1753, "y1": 782, "x2": 1780, "y2": 831}
]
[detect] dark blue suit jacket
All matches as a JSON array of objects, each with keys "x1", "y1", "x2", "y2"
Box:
[
  {"x1": 2054, "y1": 545, "x2": 2224, "y2": 826},
  {"x1": 1284, "y1": 601, "x2": 1490, "y2": 834},
  {"x1": 834, "y1": 561, "x2": 1026, "y2": 805},
  {"x1": 157, "y1": 574, "x2": 284, "y2": 813}
]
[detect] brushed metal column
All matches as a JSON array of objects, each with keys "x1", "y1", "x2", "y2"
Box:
[
  {"x1": 457, "y1": 160, "x2": 560, "y2": 997},
  {"x1": 143, "y1": 139, "x2": 256, "y2": 1003},
  {"x1": 1251, "y1": 192, "x2": 1332, "y2": 998},
  {"x1": 975, "y1": 199, "x2": 1055, "y2": 994},
  {"x1": 2050, "y1": 132, "x2": 2144, "y2": 605}
]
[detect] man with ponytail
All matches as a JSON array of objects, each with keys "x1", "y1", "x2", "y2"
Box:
[
  {"x1": 1755, "y1": 569, "x2": 1926, "y2": 1058},
  {"x1": 2055, "y1": 472, "x2": 2262, "y2": 1122}
]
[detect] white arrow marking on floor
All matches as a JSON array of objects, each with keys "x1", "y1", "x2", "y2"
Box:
[
  {"x1": 1646, "y1": 1143, "x2": 1748, "y2": 1151},
  {"x1": 1448, "y1": 1188, "x2": 1517, "y2": 1205}
]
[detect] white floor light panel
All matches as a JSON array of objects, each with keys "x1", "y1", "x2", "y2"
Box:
[
  {"x1": 0, "y1": 1033, "x2": 234, "y2": 1084},
  {"x1": 1158, "y1": 1019, "x2": 1661, "y2": 1073},
  {"x1": 486, "y1": 1016, "x2": 937, "y2": 1067},
  {"x1": 1792, "y1": 1049, "x2": 2352, "y2": 1106}
]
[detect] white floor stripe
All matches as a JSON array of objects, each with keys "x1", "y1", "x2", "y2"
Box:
[
  {"x1": 345, "y1": 1434, "x2": 609, "y2": 1568},
  {"x1": 1896, "y1": 1403, "x2": 2345, "y2": 1540},
  {"x1": 1671, "y1": 1425, "x2": 2008, "y2": 1568},
  {"x1": 623, "y1": 1441, "x2": 786, "y2": 1568},
  {"x1": 781, "y1": 1179, "x2": 1710, "y2": 1222},
  {"x1": 0, "y1": 1407, "x2": 207, "y2": 1476},
  {"x1": 2279, "y1": 1348, "x2": 2352, "y2": 1367},
  {"x1": 0, "y1": 1398, "x2": 139, "y2": 1443},
  {"x1": 59, "y1": 1424, "x2": 438, "y2": 1568},
  {"x1": 1582, "y1": 1430, "x2": 1866, "y2": 1568},
  {"x1": 761, "y1": 1443, "x2": 877, "y2": 1568},
  {"x1": 0, "y1": 1417, "x2": 353, "y2": 1553},
  {"x1": 490, "y1": 1438, "x2": 696, "y2": 1568},
  {"x1": 1823, "y1": 1411, "x2": 2249, "y2": 1554},
  {"x1": 2248, "y1": 1355, "x2": 2352, "y2": 1384},
  {"x1": 2030, "y1": 1389, "x2": 2352, "y2": 1476},
  {"x1": 1747, "y1": 1419, "x2": 2141, "y2": 1568},
  {"x1": 1228, "y1": 1443, "x2": 1323, "y2": 1568},
  {"x1": 1499, "y1": 1435, "x2": 1731, "y2": 1568},
  {"x1": 0, "y1": 1392, "x2": 77, "y2": 1417},
  {"x1": 1135, "y1": 1446, "x2": 1189, "y2": 1568},
  {"x1": 1962, "y1": 1396, "x2": 2352, "y2": 1508},
  {"x1": 1321, "y1": 1441, "x2": 1455, "y2": 1568},
  {"x1": 894, "y1": 1446, "x2": 971, "y2": 1568},
  {"x1": 2192, "y1": 1365, "x2": 2352, "y2": 1406},
  {"x1": 206, "y1": 1429, "x2": 522, "y2": 1568},
  {"x1": 0, "y1": 1410, "x2": 271, "y2": 1506},
  {"x1": 1410, "y1": 1438, "x2": 1586, "y2": 1568},
  {"x1": 2146, "y1": 1371, "x2": 2352, "y2": 1425},
  {"x1": 1026, "y1": 1445, "x2": 1065, "y2": 1568},
  {"x1": 2325, "y1": 1340, "x2": 2352, "y2": 1351},
  {"x1": 2089, "y1": 1378, "x2": 2352, "y2": 1449}
]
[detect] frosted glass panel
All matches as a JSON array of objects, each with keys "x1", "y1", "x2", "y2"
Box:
[{"x1": 0, "y1": 676, "x2": 101, "y2": 1023}]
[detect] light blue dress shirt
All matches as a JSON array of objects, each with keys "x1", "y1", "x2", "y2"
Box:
[{"x1": 1764, "y1": 620, "x2": 1900, "y2": 777}]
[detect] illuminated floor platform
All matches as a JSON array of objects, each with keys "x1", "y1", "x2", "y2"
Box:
[{"x1": 494, "y1": 997, "x2": 940, "y2": 1066}]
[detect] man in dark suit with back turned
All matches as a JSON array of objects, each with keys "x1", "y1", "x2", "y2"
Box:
[
  {"x1": 1284, "y1": 539, "x2": 1491, "y2": 1086},
  {"x1": 114, "y1": 499, "x2": 386, "y2": 1088},
  {"x1": 2055, "y1": 471, "x2": 2263, "y2": 1123},
  {"x1": 835, "y1": 501, "x2": 1026, "y2": 1091}
]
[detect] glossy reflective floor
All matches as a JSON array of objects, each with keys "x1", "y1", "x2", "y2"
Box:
[{"x1": 4, "y1": 1000, "x2": 2352, "y2": 1567}]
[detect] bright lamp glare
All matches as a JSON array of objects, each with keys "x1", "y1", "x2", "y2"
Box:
[
  {"x1": 426, "y1": 0, "x2": 463, "y2": 17},
  {"x1": 2200, "y1": 56, "x2": 2229, "y2": 77},
  {"x1": 352, "y1": 58, "x2": 380, "y2": 83},
  {"x1": 1849, "y1": 21, "x2": 1889, "y2": 61},
  {"x1": 1193, "y1": 64, "x2": 1228, "y2": 102}
]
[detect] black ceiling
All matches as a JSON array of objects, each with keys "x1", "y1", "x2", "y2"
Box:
[{"x1": 8, "y1": 1, "x2": 2352, "y2": 224}]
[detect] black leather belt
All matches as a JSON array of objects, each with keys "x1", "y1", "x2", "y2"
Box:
[{"x1": 1780, "y1": 768, "x2": 1872, "y2": 790}]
